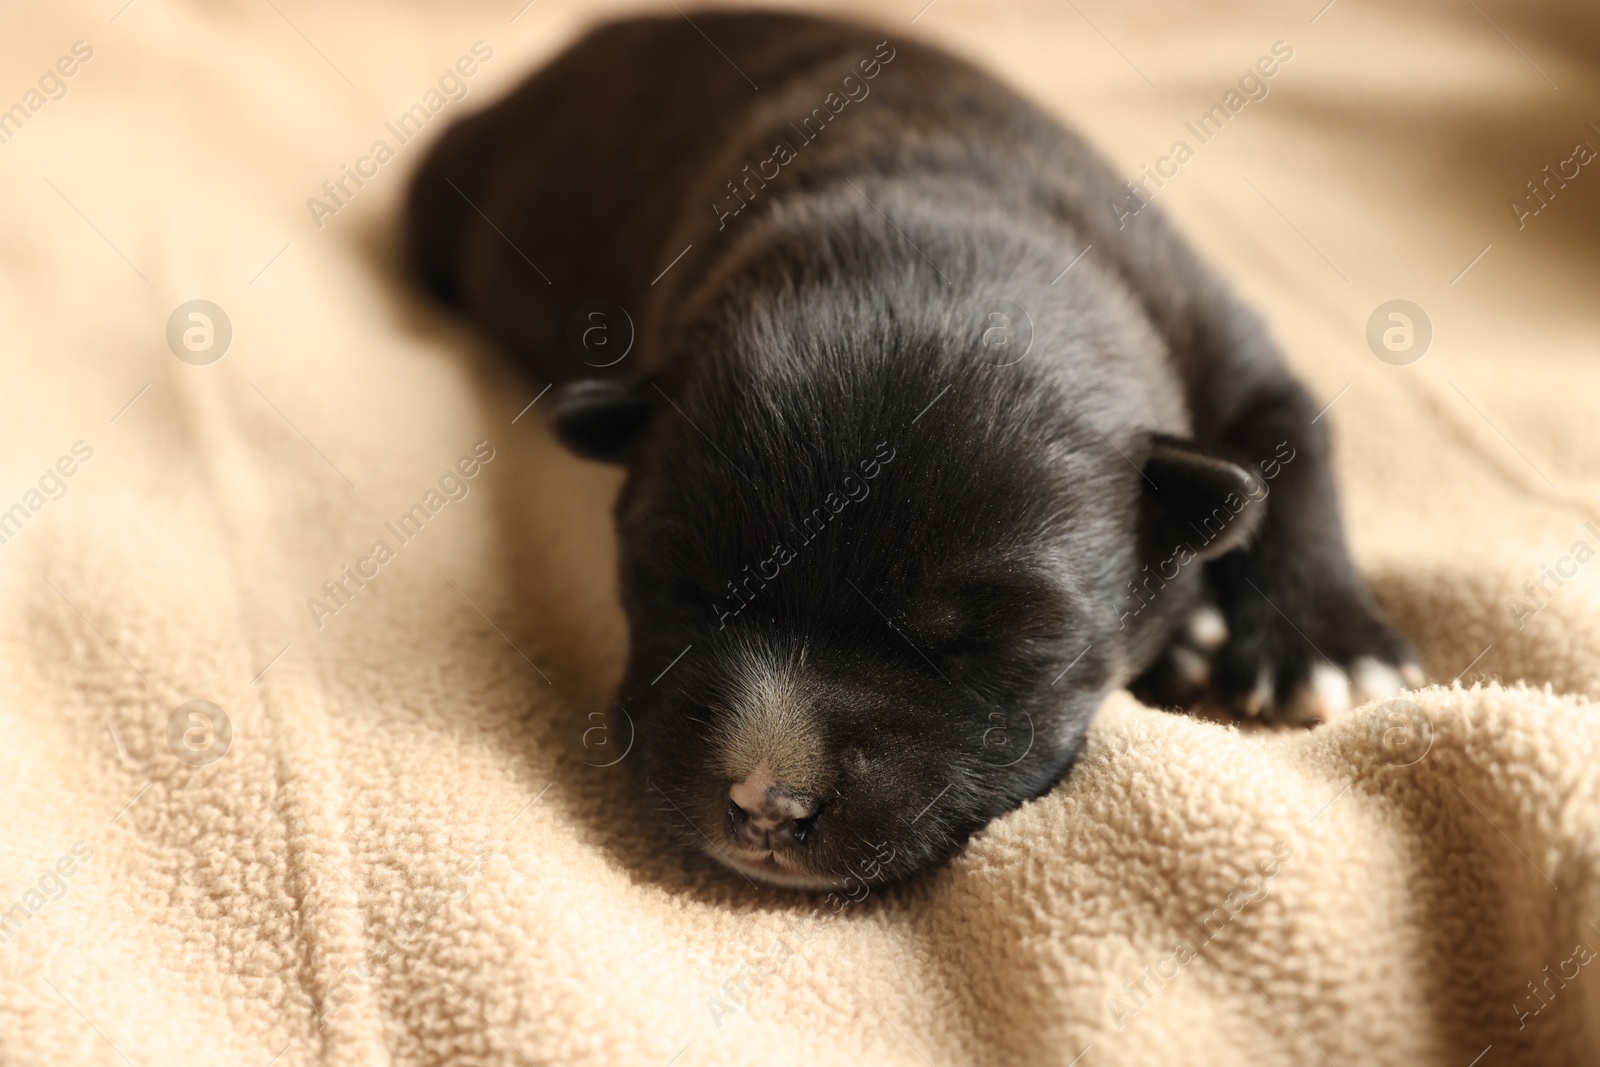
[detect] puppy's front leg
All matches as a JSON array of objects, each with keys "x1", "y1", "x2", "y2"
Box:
[
  {"x1": 1195, "y1": 378, "x2": 1421, "y2": 722},
  {"x1": 1037, "y1": 134, "x2": 1420, "y2": 721}
]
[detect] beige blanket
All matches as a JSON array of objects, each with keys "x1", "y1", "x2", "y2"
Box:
[{"x1": 2, "y1": 0, "x2": 1597, "y2": 1063}]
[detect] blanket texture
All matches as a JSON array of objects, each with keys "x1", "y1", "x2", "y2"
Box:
[{"x1": 1, "y1": 0, "x2": 1597, "y2": 1064}]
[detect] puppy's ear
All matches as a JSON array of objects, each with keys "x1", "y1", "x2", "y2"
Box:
[
  {"x1": 1140, "y1": 434, "x2": 1266, "y2": 561},
  {"x1": 550, "y1": 376, "x2": 653, "y2": 463}
]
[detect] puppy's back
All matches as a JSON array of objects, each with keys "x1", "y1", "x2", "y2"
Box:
[{"x1": 405, "y1": 13, "x2": 896, "y2": 381}]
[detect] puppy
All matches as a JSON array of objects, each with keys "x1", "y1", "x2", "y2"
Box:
[{"x1": 406, "y1": 12, "x2": 1420, "y2": 890}]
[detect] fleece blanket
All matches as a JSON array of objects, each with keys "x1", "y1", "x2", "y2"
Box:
[{"x1": 1, "y1": 0, "x2": 1597, "y2": 1063}]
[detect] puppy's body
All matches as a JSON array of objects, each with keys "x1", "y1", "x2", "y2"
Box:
[{"x1": 408, "y1": 13, "x2": 1417, "y2": 888}]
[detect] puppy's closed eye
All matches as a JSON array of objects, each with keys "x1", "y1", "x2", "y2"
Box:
[
  {"x1": 895, "y1": 570, "x2": 1070, "y2": 659},
  {"x1": 895, "y1": 592, "x2": 965, "y2": 652}
]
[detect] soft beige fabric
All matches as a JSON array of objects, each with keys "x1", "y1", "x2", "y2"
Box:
[{"x1": 1, "y1": 0, "x2": 1597, "y2": 1063}]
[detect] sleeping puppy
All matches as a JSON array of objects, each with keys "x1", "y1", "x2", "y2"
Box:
[{"x1": 406, "y1": 12, "x2": 1421, "y2": 890}]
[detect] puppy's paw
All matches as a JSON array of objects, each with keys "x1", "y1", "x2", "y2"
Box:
[
  {"x1": 1132, "y1": 586, "x2": 1422, "y2": 726},
  {"x1": 1128, "y1": 602, "x2": 1228, "y2": 713},
  {"x1": 1207, "y1": 574, "x2": 1423, "y2": 725}
]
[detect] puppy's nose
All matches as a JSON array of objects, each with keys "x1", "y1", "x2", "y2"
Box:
[{"x1": 728, "y1": 769, "x2": 819, "y2": 849}]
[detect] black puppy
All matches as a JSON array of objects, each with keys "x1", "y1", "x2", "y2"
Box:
[{"x1": 406, "y1": 12, "x2": 1420, "y2": 890}]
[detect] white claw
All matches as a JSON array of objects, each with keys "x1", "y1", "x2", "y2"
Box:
[
  {"x1": 1351, "y1": 656, "x2": 1403, "y2": 705},
  {"x1": 1186, "y1": 605, "x2": 1229, "y2": 652},
  {"x1": 1244, "y1": 667, "x2": 1273, "y2": 718},
  {"x1": 1303, "y1": 662, "x2": 1352, "y2": 722},
  {"x1": 1172, "y1": 645, "x2": 1210, "y2": 687}
]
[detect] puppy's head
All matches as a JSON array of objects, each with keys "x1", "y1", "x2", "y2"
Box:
[{"x1": 553, "y1": 337, "x2": 1262, "y2": 889}]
